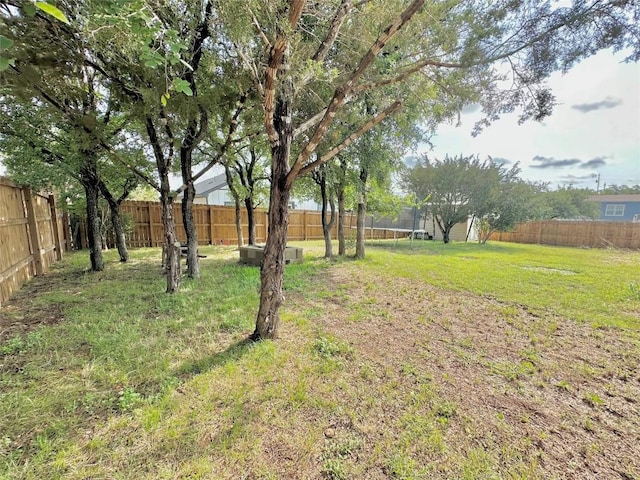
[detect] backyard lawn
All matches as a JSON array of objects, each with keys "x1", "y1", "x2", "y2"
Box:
[{"x1": 1, "y1": 240, "x2": 638, "y2": 479}]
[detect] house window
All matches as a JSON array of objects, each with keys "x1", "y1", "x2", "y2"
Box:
[
  {"x1": 633, "y1": 214, "x2": 640, "y2": 223},
  {"x1": 604, "y1": 204, "x2": 624, "y2": 216}
]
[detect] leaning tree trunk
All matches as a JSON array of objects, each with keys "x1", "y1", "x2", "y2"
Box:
[
  {"x1": 337, "y1": 186, "x2": 346, "y2": 256},
  {"x1": 83, "y1": 181, "x2": 104, "y2": 271},
  {"x1": 234, "y1": 196, "x2": 244, "y2": 246},
  {"x1": 99, "y1": 187, "x2": 129, "y2": 262},
  {"x1": 435, "y1": 216, "x2": 451, "y2": 244},
  {"x1": 109, "y1": 207, "x2": 129, "y2": 262}
]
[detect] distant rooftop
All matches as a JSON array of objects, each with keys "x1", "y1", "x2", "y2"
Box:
[
  {"x1": 589, "y1": 194, "x2": 640, "y2": 202},
  {"x1": 193, "y1": 174, "x2": 227, "y2": 196}
]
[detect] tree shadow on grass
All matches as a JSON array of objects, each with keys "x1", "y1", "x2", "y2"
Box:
[{"x1": 173, "y1": 336, "x2": 256, "y2": 378}]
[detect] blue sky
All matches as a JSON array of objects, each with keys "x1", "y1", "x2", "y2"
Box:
[{"x1": 419, "y1": 49, "x2": 640, "y2": 189}]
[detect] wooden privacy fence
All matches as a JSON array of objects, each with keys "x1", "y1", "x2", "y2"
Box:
[
  {"x1": 0, "y1": 178, "x2": 69, "y2": 306},
  {"x1": 489, "y1": 220, "x2": 640, "y2": 249},
  {"x1": 98, "y1": 201, "x2": 403, "y2": 248}
]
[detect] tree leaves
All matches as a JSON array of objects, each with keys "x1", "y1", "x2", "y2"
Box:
[
  {"x1": 0, "y1": 35, "x2": 15, "y2": 72},
  {"x1": 172, "y1": 79, "x2": 193, "y2": 96},
  {"x1": 34, "y1": 2, "x2": 70, "y2": 24},
  {"x1": 0, "y1": 35, "x2": 13, "y2": 50}
]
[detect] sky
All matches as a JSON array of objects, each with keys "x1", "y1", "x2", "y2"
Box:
[
  {"x1": 417, "y1": 49, "x2": 640, "y2": 190},
  {"x1": 1, "y1": 49, "x2": 637, "y2": 191}
]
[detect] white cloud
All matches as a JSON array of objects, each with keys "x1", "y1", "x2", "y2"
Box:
[{"x1": 421, "y1": 49, "x2": 640, "y2": 187}]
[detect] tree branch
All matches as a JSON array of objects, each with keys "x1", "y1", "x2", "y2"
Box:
[
  {"x1": 289, "y1": 0, "x2": 425, "y2": 183},
  {"x1": 174, "y1": 93, "x2": 247, "y2": 194},
  {"x1": 264, "y1": 0, "x2": 305, "y2": 147},
  {"x1": 297, "y1": 100, "x2": 403, "y2": 178}
]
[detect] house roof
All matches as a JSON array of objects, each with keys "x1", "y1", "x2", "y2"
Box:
[
  {"x1": 193, "y1": 174, "x2": 228, "y2": 197},
  {"x1": 589, "y1": 194, "x2": 640, "y2": 203}
]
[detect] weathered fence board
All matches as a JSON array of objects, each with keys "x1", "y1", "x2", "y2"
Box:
[
  {"x1": 0, "y1": 178, "x2": 66, "y2": 306},
  {"x1": 104, "y1": 201, "x2": 357, "y2": 247},
  {"x1": 490, "y1": 220, "x2": 640, "y2": 249}
]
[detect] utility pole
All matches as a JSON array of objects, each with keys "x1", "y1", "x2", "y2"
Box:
[{"x1": 593, "y1": 173, "x2": 601, "y2": 193}]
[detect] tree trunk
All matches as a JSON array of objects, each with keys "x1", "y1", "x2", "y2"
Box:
[
  {"x1": 252, "y1": 90, "x2": 293, "y2": 341},
  {"x1": 245, "y1": 197, "x2": 257, "y2": 245},
  {"x1": 320, "y1": 176, "x2": 336, "y2": 258},
  {"x1": 435, "y1": 216, "x2": 451, "y2": 244},
  {"x1": 83, "y1": 182, "x2": 104, "y2": 271},
  {"x1": 161, "y1": 189, "x2": 181, "y2": 293},
  {"x1": 251, "y1": 170, "x2": 291, "y2": 340},
  {"x1": 96, "y1": 177, "x2": 134, "y2": 262},
  {"x1": 110, "y1": 206, "x2": 129, "y2": 262},
  {"x1": 181, "y1": 149, "x2": 200, "y2": 279},
  {"x1": 224, "y1": 164, "x2": 244, "y2": 247},
  {"x1": 234, "y1": 197, "x2": 244, "y2": 246},
  {"x1": 181, "y1": 182, "x2": 200, "y2": 278},
  {"x1": 355, "y1": 199, "x2": 367, "y2": 259},
  {"x1": 355, "y1": 168, "x2": 368, "y2": 259},
  {"x1": 337, "y1": 185, "x2": 346, "y2": 256}
]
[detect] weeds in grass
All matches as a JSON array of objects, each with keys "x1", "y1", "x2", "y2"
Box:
[
  {"x1": 583, "y1": 392, "x2": 605, "y2": 407},
  {"x1": 0, "y1": 331, "x2": 43, "y2": 355},
  {"x1": 628, "y1": 282, "x2": 640, "y2": 301},
  {"x1": 313, "y1": 334, "x2": 352, "y2": 359},
  {"x1": 322, "y1": 458, "x2": 347, "y2": 480}
]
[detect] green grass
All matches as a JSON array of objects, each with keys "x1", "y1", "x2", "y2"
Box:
[
  {"x1": 363, "y1": 239, "x2": 640, "y2": 330},
  {"x1": 1, "y1": 239, "x2": 638, "y2": 479},
  {"x1": 0, "y1": 245, "x2": 327, "y2": 478}
]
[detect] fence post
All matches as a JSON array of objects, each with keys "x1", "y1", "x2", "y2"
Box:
[
  {"x1": 62, "y1": 210, "x2": 73, "y2": 251},
  {"x1": 147, "y1": 202, "x2": 154, "y2": 247},
  {"x1": 48, "y1": 195, "x2": 64, "y2": 261},
  {"x1": 264, "y1": 210, "x2": 269, "y2": 242},
  {"x1": 209, "y1": 206, "x2": 215, "y2": 245},
  {"x1": 303, "y1": 211, "x2": 307, "y2": 241},
  {"x1": 23, "y1": 187, "x2": 44, "y2": 276},
  {"x1": 536, "y1": 221, "x2": 542, "y2": 245}
]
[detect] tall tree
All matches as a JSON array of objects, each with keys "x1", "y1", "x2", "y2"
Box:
[
  {"x1": 223, "y1": 0, "x2": 639, "y2": 339},
  {"x1": 310, "y1": 162, "x2": 337, "y2": 258},
  {"x1": 539, "y1": 186, "x2": 599, "y2": 220},
  {"x1": 403, "y1": 155, "x2": 503, "y2": 243},
  {"x1": 0, "y1": 61, "x2": 138, "y2": 268},
  {"x1": 222, "y1": 140, "x2": 270, "y2": 246}
]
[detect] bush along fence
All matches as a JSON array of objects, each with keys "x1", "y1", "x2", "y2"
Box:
[
  {"x1": 0, "y1": 178, "x2": 70, "y2": 306},
  {"x1": 77, "y1": 201, "x2": 404, "y2": 249},
  {"x1": 489, "y1": 220, "x2": 640, "y2": 249}
]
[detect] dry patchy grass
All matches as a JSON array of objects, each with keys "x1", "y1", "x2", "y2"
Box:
[{"x1": 1, "y1": 242, "x2": 639, "y2": 479}]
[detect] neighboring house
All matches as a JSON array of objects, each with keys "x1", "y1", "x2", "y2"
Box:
[
  {"x1": 372, "y1": 207, "x2": 477, "y2": 241},
  {"x1": 589, "y1": 194, "x2": 640, "y2": 222},
  {"x1": 181, "y1": 173, "x2": 322, "y2": 210}
]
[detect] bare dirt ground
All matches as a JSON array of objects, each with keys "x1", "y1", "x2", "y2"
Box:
[
  {"x1": 0, "y1": 272, "x2": 66, "y2": 343},
  {"x1": 296, "y1": 263, "x2": 640, "y2": 479}
]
